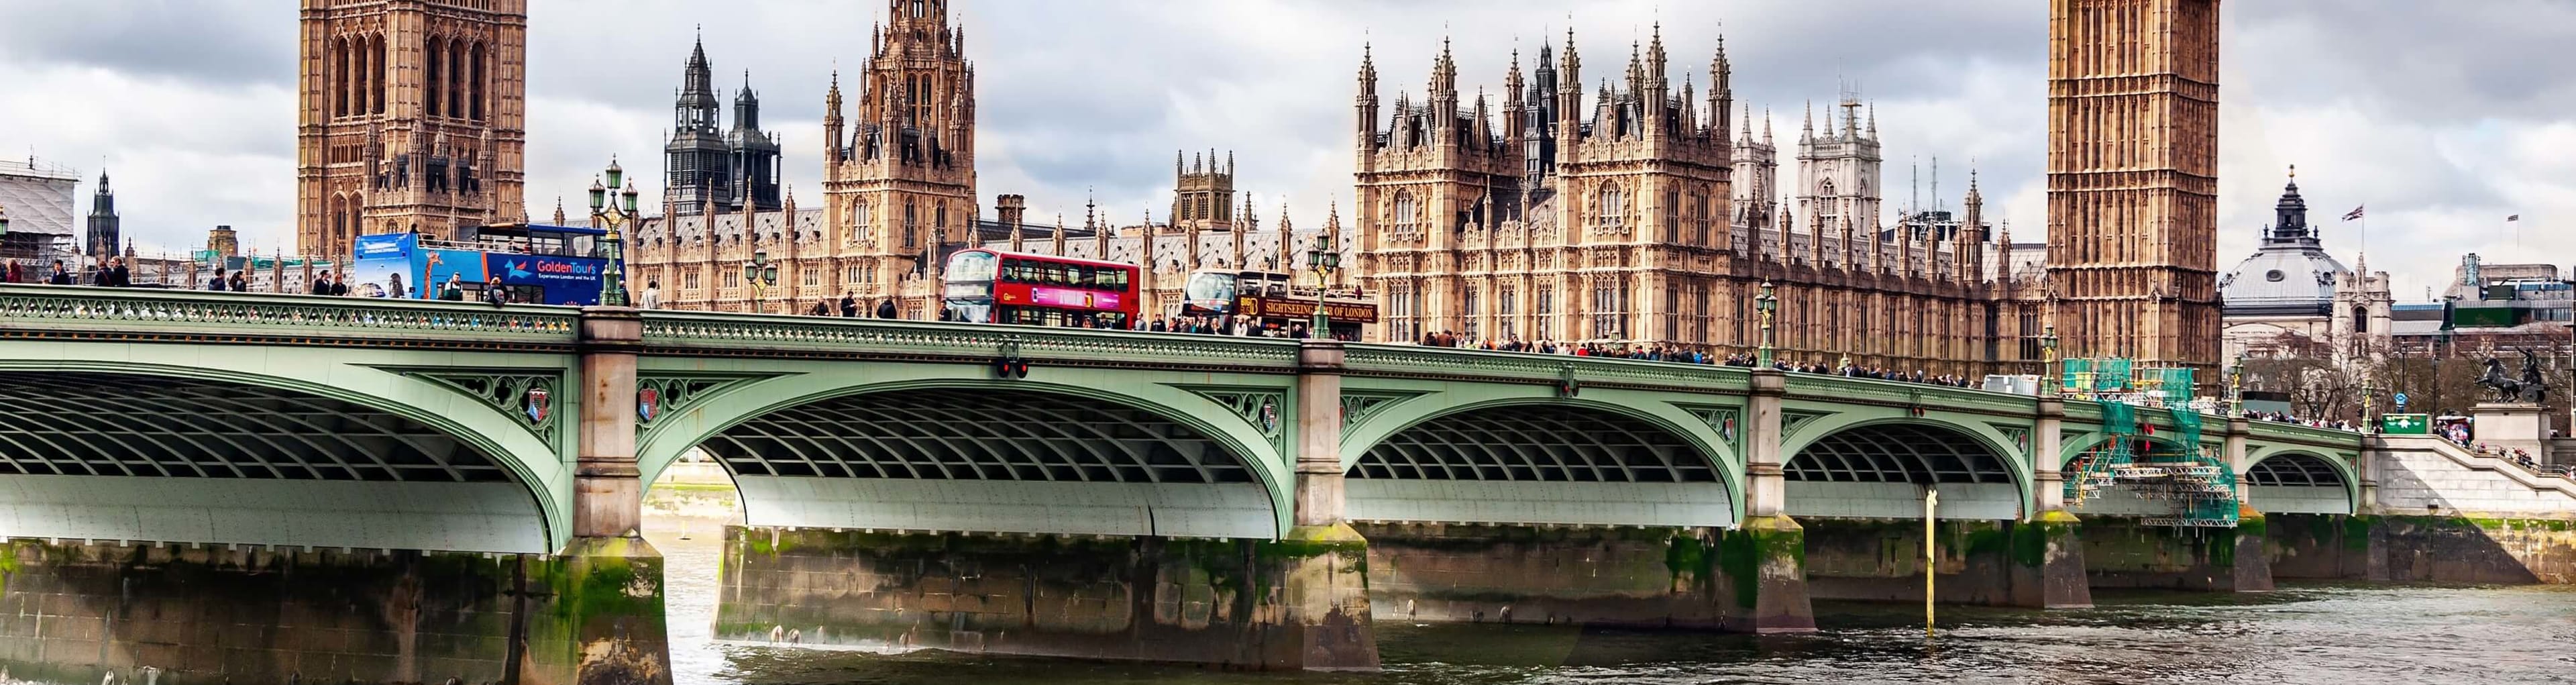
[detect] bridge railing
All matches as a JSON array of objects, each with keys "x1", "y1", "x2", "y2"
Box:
[
  {"x1": 1780, "y1": 372, "x2": 2036, "y2": 415},
  {"x1": 2245, "y1": 418, "x2": 2369, "y2": 450},
  {"x1": 0, "y1": 284, "x2": 582, "y2": 346},
  {"x1": 638, "y1": 311, "x2": 1304, "y2": 370},
  {"x1": 1342, "y1": 343, "x2": 1754, "y2": 392}
]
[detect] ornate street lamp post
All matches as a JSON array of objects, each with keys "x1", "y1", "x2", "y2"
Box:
[
  {"x1": 2039, "y1": 324, "x2": 2061, "y2": 398},
  {"x1": 2228, "y1": 352, "x2": 2246, "y2": 417},
  {"x1": 1755, "y1": 280, "x2": 1779, "y2": 368},
  {"x1": 1306, "y1": 233, "x2": 1339, "y2": 337},
  {"x1": 586, "y1": 158, "x2": 641, "y2": 307},
  {"x1": 2361, "y1": 374, "x2": 2377, "y2": 429},
  {"x1": 741, "y1": 248, "x2": 777, "y2": 314}
]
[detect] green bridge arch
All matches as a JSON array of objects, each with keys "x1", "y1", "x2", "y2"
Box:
[
  {"x1": 0, "y1": 349, "x2": 572, "y2": 553},
  {"x1": 633, "y1": 360, "x2": 1294, "y2": 539},
  {"x1": 1336, "y1": 389, "x2": 1745, "y2": 527}
]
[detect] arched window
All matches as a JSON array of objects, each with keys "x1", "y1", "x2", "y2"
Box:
[
  {"x1": 2351, "y1": 305, "x2": 2369, "y2": 333},
  {"x1": 424, "y1": 38, "x2": 443, "y2": 117},
  {"x1": 447, "y1": 38, "x2": 465, "y2": 119},
  {"x1": 851, "y1": 201, "x2": 871, "y2": 243},
  {"x1": 327, "y1": 194, "x2": 344, "y2": 242},
  {"x1": 902, "y1": 199, "x2": 918, "y2": 248},
  {"x1": 371, "y1": 34, "x2": 388, "y2": 115},
  {"x1": 1815, "y1": 180, "x2": 1839, "y2": 235},
  {"x1": 1693, "y1": 191, "x2": 1712, "y2": 246},
  {"x1": 1392, "y1": 190, "x2": 1417, "y2": 235},
  {"x1": 469, "y1": 42, "x2": 486, "y2": 121},
  {"x1": 332, "y1": 38, "x2": 350, "y2": 117},
  {"x1": 1598, "y1": 182, "x2": 1624, "y2": 227},
  {"x1": 1663, "y1": 189, "x2": 1679, "y2": 240}
]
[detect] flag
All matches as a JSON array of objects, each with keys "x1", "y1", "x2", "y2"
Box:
[
  {"x1": 2507, "y1": 215, "x2": 2520, "y2": 222},
  {"x1": 2342, "y1": 205, "x2": 2365, "y2": 221}
]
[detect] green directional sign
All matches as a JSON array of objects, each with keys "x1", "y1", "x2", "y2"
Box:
[{"x1": 2380, "y1": 413, "x2": 2430, "y2": 435}]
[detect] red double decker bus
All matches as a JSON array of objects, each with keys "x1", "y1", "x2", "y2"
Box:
[{"x1": 943, "y1": 248, "x2": 1140, "y2": 329}]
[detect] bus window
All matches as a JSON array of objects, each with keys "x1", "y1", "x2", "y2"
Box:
[
  {"x1": 946, "y1": 250, "x2": 998, "y2": 282},
  {"x1": 1185, "y1": 271, "x2": 1237, "y2": 304}
]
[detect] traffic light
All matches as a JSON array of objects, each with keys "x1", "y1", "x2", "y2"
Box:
[{"x1": 993, "y1": 356, "x2": 1030, "y2": 379}]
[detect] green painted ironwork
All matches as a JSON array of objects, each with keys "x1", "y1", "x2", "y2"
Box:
[
  {"x1": 1175, "y1": 384, "x2": 1288, "y2": 440},
  {"x1": 0, "y1": 284, "x2": 579, "y2": 344}
]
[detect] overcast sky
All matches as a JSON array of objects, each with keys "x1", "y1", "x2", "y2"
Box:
[{"x1": 2, "y1": 0, "x2": 2570, "y2": 301}]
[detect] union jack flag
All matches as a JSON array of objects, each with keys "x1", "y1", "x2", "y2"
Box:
[{"x1": 2342, "y1": 205, "x2": 2365, "y2": 221}]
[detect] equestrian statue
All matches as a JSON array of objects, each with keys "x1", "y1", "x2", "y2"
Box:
[{"x1": 2475, "y1": 350, "x2": 2552, "y2": 403}]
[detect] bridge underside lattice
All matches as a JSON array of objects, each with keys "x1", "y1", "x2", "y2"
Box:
[
  {"x1": 1786, "y1": 423, "x2": 2021, "y2": 520},
  {"x1": 698, "y1": 387, "x2": 1275, "y2": 538},
  {"x1": 1346, "y1": 403, "x2": 1734, "y2": 527},
  {"x1": 0, "y1": 371, "x2": 546, "y2": 552}
]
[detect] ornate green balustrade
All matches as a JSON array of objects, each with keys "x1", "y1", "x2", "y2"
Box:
[
  {"x1": 637, "y1": 311, "x2": 1302, "y2": 370},
  {"x1": 2246, "y1": 418, "x2": 2367, "y2": 452},
  {"x1": 1342, "y1": 344, "x2": 1754, "y2": 393},
  {"x1": 0, "y1": 284, "x2": 580, "y2": 346},
  {"x1": 1780, "y1": 372, "x2": 2036, "y2": 416}
]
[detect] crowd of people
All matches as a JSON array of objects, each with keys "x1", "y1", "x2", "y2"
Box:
[
  {"x1": 2245, "y1": 411, "x2": 2361, "y2": 432},
  {"x1": 1409, "y1": 329, "x2": 1983, "y2": 388}
]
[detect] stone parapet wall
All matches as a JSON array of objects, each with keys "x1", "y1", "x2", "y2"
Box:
[
  {"x1": 2267, "y1": 513, "x2": 2576, "y2": 584},
  {"x1": 2373, "y1": 437, "x2": 2576, "y2": 517}
]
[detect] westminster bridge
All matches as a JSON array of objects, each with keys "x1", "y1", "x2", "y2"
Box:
[{"x1": 0, "y1": 284, "x2": 2568, "y2": 684}]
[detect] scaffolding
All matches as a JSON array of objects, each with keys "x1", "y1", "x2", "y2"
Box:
[{"x1": 2062, "y1": 363, "x2": 2239, "y2": 527}]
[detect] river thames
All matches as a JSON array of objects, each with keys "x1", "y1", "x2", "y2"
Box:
[{"x1": 646, "y1": 513, "x2": 2576, "y2": 685}]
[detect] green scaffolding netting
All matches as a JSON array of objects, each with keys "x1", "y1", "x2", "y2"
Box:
[{"x1": 2063, "y1": 400, "x2": 2239, "y2": 527}]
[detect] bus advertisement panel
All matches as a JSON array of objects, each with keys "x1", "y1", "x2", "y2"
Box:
[
  {"x1": 349, "y1": 233, "x2": 419, "y2": 298},
  {"x1": 484, "y1": 253, "x2": 606, "y2": 305},
  {"x1": 1235, "y1": 296, "x2": 1379, "y2": 323},
  {"x1": 1000, "y1": 282, "x2": 1125, "y2": 311},
  {"x1": 421, "y1": 248, "x2": 489, "y2": 293}
]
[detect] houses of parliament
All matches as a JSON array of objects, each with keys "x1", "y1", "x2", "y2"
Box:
[{"x1": 297, "y1": 0, "x2": 2229, "y2": 376}]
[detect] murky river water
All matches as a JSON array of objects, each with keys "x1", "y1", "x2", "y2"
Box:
[{"x1": 646, "y1": 516, "x2": 2576, "y2": 685}]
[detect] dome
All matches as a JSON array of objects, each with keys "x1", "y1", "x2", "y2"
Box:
[{"x1": 2220, "y1": 170, "x2": 2347, "y2": 317}]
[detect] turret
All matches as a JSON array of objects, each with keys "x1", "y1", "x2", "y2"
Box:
[
  {"x1": 823, "y1": 70, "x2": 844, "y2": 162},
  {"x1": 2269, "y1": 164, "x2": 2310, "y2": 244},
  {"x1": 1503, "y1": 46, "x2": 1525, "y2": 137},
  {"x1": 1646, "y1": 23, "x2": 1669, "y2": 99},
  {"x1": 1710, "y1": 35, "x2": 1732, "y2": 144},
  {"x1": 1356, "y1": 43, "x2": 1380, "y2": 156},
  {"x1": 1959, "y1": 168, "x2": 1986, "y2": 283},
  {"x1": 1430, "y1": 37, "x2": 1460, "y2": 132},
  {"x1": 1557, "y1": 28, "x2": 1582, "y2": 150}
]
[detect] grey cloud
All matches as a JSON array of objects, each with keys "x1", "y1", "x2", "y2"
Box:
[
  {"x1": 1, "y1": 0, "x2": 2565, "y2": 297},
  {"x1": 0, "y1": 3, "x2": 291, "y2": 88}
]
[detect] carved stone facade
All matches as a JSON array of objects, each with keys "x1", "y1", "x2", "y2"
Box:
[
  {"x1": 1350, "y1": 29, "x2": 2033, "y2": 376},
  {"x1": 665, "y1": 38, "x2": 783, "y2": 216},
  {"x1": 631, "y1": 0, "x2": 977, "y2": 315},
  {"x1": 296, "y1": 0, "x2": 527, "y2": 260},
  {"x1": 2045, "y1": 0, "x2": 2223, "y2": 370}
]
